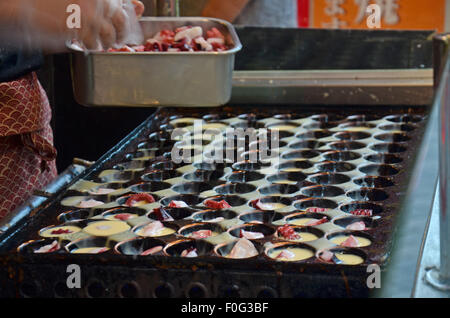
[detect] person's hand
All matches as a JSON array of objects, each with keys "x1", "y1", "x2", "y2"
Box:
[{"x1": 0, "y1": 0, "x2": 144, "y2": 52}]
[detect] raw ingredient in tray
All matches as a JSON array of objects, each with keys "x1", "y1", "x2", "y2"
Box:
[{"x1": 106, "y1": 26, "x2": 229, "y2": 53}]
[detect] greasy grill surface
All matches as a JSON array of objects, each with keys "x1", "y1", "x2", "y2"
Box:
[{"x1": 0, "y1": 105, "x2": 428, "y2": 298}]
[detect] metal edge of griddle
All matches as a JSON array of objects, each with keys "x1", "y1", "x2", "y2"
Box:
[
  {"x1": 0, "y1": 111, "x2": 158, "y2": 251},
  {"x1": 230, "y1": 69, "x2": 433, "y2": 106},
  {"x1": 371, "y1": 67, "x2": 440, "y2": 298}
]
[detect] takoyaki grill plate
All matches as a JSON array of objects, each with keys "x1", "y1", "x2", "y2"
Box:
[{"x1": 0, "y1": 105, "x2": 429, "y2": 298}]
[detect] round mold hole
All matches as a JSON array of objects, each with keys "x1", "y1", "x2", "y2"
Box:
[
  {"x1": 353, "y1": 176, "x2": 395, "y2": 188},
  {"x1": 164, "y1": 238, "x2": 214, "y2": 257},
  {"x1": 364, "y1": 153, "x2": 403, "y2": 164},
  {"x1": 119, "y1": 282, "x2": 140, "y2": 298},
  {"x1": 227, "y1": 170, "x2": 265, "y2": 183},
  {"x1": 303, "y1": 122, "x2": 337, "y2": 130},
  {"x1": 113, "y1": 160, "x2": 149, "y2": 171},
  {"x1": 239, "y1": 149, "x2": 280, "y2": 162},
  {"x1": 265, "y1": 242, "x2": 316, "y2": 262},
  {"x1": 193, "y1": 162, "x2": 226, "y2": 171},
  {"x1": 172, "y1": 182, "x2": 212, "y2": 194},
  {"x1": 289, "y1": 140, "x2": 325, "y2": 150},
  {"x1": 378, "y1": 123, "x2": 416, "y2": 132},
  {"x1": 334, "y1": 131, "x2": 371, "y2": 141},
  {"x1": 275, "y1": 225, "x2": 325, "y2": 242},
  {"x1": 57, "y1": 209, "x2": 98, "y2": 222},
  {"x1": 184, "y1": 170, "x2": 223, "y2": 182},
  {"x1": 311, "y1": 114, "x2": 343, "y2": 122},
  {"x1": 192, "y1": 209, "x2": 238, "y2": 223},
  {"x1": 266, "y1": 122, "x2": 300, "y2": 130},
  {"x1": 154, "y1": 283, "x2": 175, "y2": 298},
  {"x1": 228, "y1": 223, "x2": 276, "y2": 240},
  {"x1": 274, "y1": 113, "x2": 305, "y2": 120},
  {"x1": 102, "y1": 207, "x2": 148, "y2": 221},
  {"x1": 301, "y1": 185, "x2": 345, "y2": 198},
  {"x1": 203, "y1": 148, "x2": 239, "y2": 164},
  {"x1": 115, "y1": 237, "x2": 165, "y2": 256},
  {"x1": 186, "y1": 283, "x2": 208, "y2": 298},
  {"x1": 204, "y1": 195, "x2": 248, "y2": 207},
  {"x1": 148, "y1": 130, "x2": 172, "y2": 142},
  {"x1": 141, "y1": 170, "x2": 180, "y2": 182},
  {"x1": 285, "y1": 212, "x2": 331, "y2": 226},
  {"x1": 329, "y1": 141, "x2": 365, "y2": 151},
  {"x1": 260, "y1": 129, "x2": 295, "y2": 140},
  {"x1": 316, "y1": 161, "x2": 356, "y2": 173},
  {"x1": 345, "y1": 114, "x2": 380, "y2": 122},
  {"x1": 178, "y1": 223, "x2": 224, "y2": 239},
  {"x1": 333, "y1": 216, "x2": 378, "y2": 230},
  {"x1": 340, "y1": 201, "x2": 383, "y2": 215},
  {"x1": 86, "y1": 281, "x2": 105, "y2": 298},
  {"x1": 370, "y1": 143, "x2": 407, "y2": 153},
  {"x1": 359, "y1": 164, "x2": 399, "y2": 176},
  {"x1": 238, "y1": 211, "x2": 284, "y2": 224},
  {"x1": 323, "y1": 150, "x2": 361, "y2": 162},
  {"x1": 130, "y1": 182, "x2": 171, "y2": 193},
  {"x1": 374, "y1": 132, "x2": 410, "y2": 143},
  {"x1": 148, "y1": 207, "x2": 195, "y2": 221},
  {"x1": 316, "y1": 247, "x2": 367, "y2": 265},
  {"x1": 117, "y1": 193, "x2": 160, "y2": 207},
  {"x1": 98, "y1": 171, "x2": 133, "y2": 183},
  {"x1": 214, "y1": 240, "x2": 262, "y2": 259},
  {"x1": 214, "y1": 183, "x2": 257, "y2": 195},
  {"x1": 231, "y1": 121, "x2": 265, "y2": 129},
  {"x1": 238, "y1": 113, "x2": 262, "y2": 121},
  {"x1": 152, "y1": 161, "x2": 179, "y2": 171},
  {"x1": 339, "y1": 122, "x2": 376, "y2": 129},
  {"x1": 309, "y1": 172, "x2": 351, "y2": 185},
  {"x1": 294, "y1": 198, "x2": 338, "y2": 210},
  {"x1": 249, "y1": 196, "x2": 293, "y2": 211},
  {"x1": 281, "y1": 150, "x2": 321, "y2": 160},
  {"x1": 385, "y1": 114, "x2": 423, "y2": 123},
  {"x1": 296, "y1": 130, "x2": 332, "y2": 140},
  {"x1": 326, "y1": 230, "x2": 373, "y2": 248},
  {"x1": 160, "y1": 194, "x2": 203, "y2": 207},
  {"x1": 346, "y1": 188, "x2": 389, "y2": 201},
  {"x1": 259, "y1": 184, "x2": 300, "y2": 196},
  {"x1": 232, "y1": 161, "x2": 268, "y2": 171},
  {"x1": 267, "y1": 171, "x2": 307, "y2": 184}
]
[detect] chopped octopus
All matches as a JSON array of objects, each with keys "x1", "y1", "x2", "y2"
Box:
[
  {"x1": 181, "y1": 248, "x2": 198, "y2": 258},
  {"x1": 168, "y1": 200, "x2": 189, "y2": 208},
  {"x1": 106, "y1": 25, "x2": 228, "y2": 53},
  {"x1": 277, "y1": 224, "x2": 300, "y2": 240},
  {"x1": 239, "y1": 229, "x2": 264, "y2": 240},
  {"x1": 346, "y1": 221, "x2": 366, "y2": 231},
  {"x1": 204, "y1": 199, "x2": 231, "y2": 210},
  {"x1": 228, "y1": 238, "x2": 259, "y2": 259},
  {"x1": 305, "y1": 217, "x2": 329, "y2": 226},
  {"x1": 340, "y1": 235, "x2": 360, "y2": 247},
  {"x1": 125, "y1": 193, "x2": 155, "y2": 206},
  {"x1": 140, "y1": 246, "x2": 163, "y2": 256},
  {"x1": 191, "y1": 230, "x2": 212, "y2": 239},
  {"x1": 141, "y1": 221, "x2": 164, "y2": 237},
  {"x1": 350, "y1": 209, "x2": 373, "y2": 216},
  {"x1": 78, "y1": 199, "x2": 104, "y2": 208},
  {"x1": 34, "y1": 241, "x2": 60, "y2": 254}
]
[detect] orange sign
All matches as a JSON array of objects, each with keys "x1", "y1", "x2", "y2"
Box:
[{"x1": 311, "y1": 0, "x2": 445, "y2": 31}]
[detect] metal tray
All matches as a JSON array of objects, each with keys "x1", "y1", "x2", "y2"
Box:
[
  {"x1": 0, "y1": 105, "x2": 429, "y2": 298},
  {"x1": 69, "y1": 17, "x2": 242, "y2": 107}
]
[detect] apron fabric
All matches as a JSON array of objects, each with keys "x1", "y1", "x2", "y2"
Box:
[{"x1": 0, "y1": 72, "x2": 57, "y2": 220}]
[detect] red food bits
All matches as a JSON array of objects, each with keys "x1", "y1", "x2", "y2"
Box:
[
  {"x1": 168, "y1": 200, "x2": 188, "y2": 208},
  {"x1": 305, "y1": 217, "x2": 329, "y2": 226},
  {"x1": 346, "y1": 221, "x2": 366, "y2": 231},
  {"x1": 204, "y1": 200, "x2": 231, "y2": 210},
  {"x1": 350, "y1": 209, "x2": 373, "y2": 216},
  {"x1": 320, "y1": 250, "x2": 334, "y2": 262},
  {"x1": 114, "y1": 213, "x2": 132, "y2": 221},
  {"x1": 340, "y1": 235, "x2": 359, "y2": 247},
  {"x1": 140, "y1": 246, "x2": 163, "y2": 256},
  {"x1": 277, "y1": 224, "x2": 300, "y2": 240},
  {"x1": 125, "y1": 193, "x2": 156, "y2": 207},
  {"x1": 191, "y1": 230, "x2": 212, "y2": 239},
  {"x1": 152, "y1": 207, "x2": 174, "y2": 221},
  {"x1": 51, "y1": 228, "x2": 72, "y2": 235},
  {"x1": 305, "y1": 207, "x2": 328, "y2": 213},
  {"x1": 206, "y1": 27, "x2": 225, "y2": 40}
]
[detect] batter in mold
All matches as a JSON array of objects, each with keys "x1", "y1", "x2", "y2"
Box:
[
  {"x1": 268, "y1": 247, "x2": 314, "y2": 262},
  {"x1": 71, "y1": 247, "x2": 110, "y2": 254},
  {"x1": 330, "y1": 234, "x2": 371, "y2": 247},
  {"x1": 136, "y1": 221, "x2": 175, "y2": 237},
  {"x1": 40, "y1": 225, "x2": 81, "y2": 238},
  {"x1": 83, "y1": 221, "x2": 130, "y2": 237}
]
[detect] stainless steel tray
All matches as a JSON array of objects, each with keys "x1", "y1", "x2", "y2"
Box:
[{"x1": 69, "y1": 17, "x2": 242, "y2": 107}]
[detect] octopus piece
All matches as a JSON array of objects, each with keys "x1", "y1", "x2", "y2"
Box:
[{"x1": 228, "y1": 238, "x2": 258, "y2": 259}]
